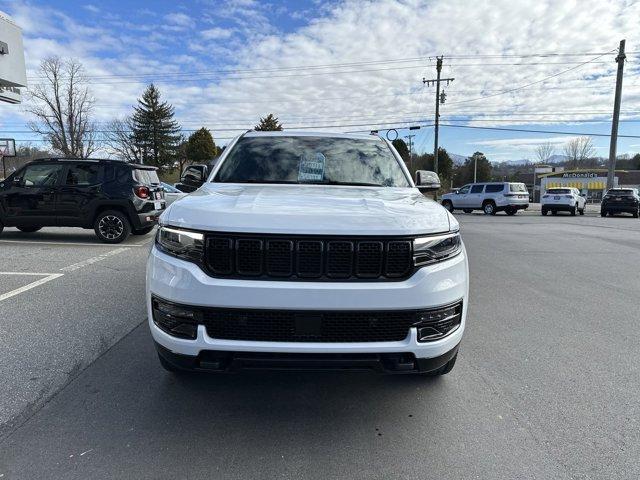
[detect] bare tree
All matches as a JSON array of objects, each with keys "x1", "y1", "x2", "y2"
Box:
[
  {"x1": 535, "y1": 142, "x2": 555, "y2": 164},
  {"x1": 26, "y1": 57, "x2": 97, "y2": 158},
  {"x1": 563, "y1": 137, "x2": 595, "y2": 169},
  {"x1": 103, "y1": 117, "x2": 141, "y2": 162}
]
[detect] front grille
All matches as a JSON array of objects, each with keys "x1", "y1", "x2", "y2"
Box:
[
  {"x1": 201, "y1": 302, "x2": 463, "y2": 343},
  {"x1": 205, "y1": 233, "x2": 414, "y2": 281}
]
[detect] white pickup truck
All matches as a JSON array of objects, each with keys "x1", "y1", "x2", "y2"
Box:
[{"x1": 146, "y1": 131, "x2": 468, "y2": 377}]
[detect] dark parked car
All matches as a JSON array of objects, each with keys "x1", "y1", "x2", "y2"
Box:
[
  {"x1": 0, "y1": 158, "x2": 165, "y2": 243},
  {"x1": 600, "y1": 188, "x2": 639, "y2": 218}
]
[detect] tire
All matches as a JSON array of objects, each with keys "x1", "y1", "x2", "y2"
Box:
[
  {"x1": 600, "y1": 210, "x2": 607, "y2": 217},
  {"x1": 482, "y1": 201, "x2": 496, "y2": 215},
  {"x1": 423, "y1": 353, "x2": 457, "y2": 376},
  {"x1": 570, "y1": 205, "x2": 577, "y2": 216},
  {"x1": 132, "y1": 226, "x2": 154, "y2": 235},
  {"x1": 463, "y1": 209, "x2": 473, "y2": 214},
  {"x1": 634, "y1": 208, "x2": 639, "y2": 219},
  {"x1": 93, "y1": 210, "x2": 131, "y2": 244},
  {"x1": 442, "y1": 200, "x2": 454, "y2": 212},
  {"x1": 17, "y1": 226, "x2": 42, "y2": 233},
  {"x1": 0, "y1": 220, "x2": 4, "y2": 236},
  {"x1": 505, "y1": 208, "x2": 517, "y2": 216},
  {"x1": 541, "y1": 208, "x2": 548, "y2": 216},
  {"x1": 579, "y1": 207, "x2": 585, "y2": 215}
]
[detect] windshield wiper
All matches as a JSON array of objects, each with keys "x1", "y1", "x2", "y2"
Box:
[{"x1": 311, "y1": 180, "x2": 384, "y2": 187}]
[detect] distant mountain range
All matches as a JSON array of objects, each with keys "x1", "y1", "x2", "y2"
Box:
[{"x1": 448, "y1": 153, "x2": 569, "y2": 166}]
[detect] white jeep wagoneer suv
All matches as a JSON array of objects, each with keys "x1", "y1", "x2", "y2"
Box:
[{"x1": 146, "y1": 131, "x2": 468, "y2": 376}]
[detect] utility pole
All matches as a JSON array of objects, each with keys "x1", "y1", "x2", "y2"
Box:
[
  {"x1": 405, "y1": 134, "x2": 415, "y2": 172},
  {"x1": 607, "y1": 39, "x2": 626, "y2": 190},
  {"x1": 423, "y1": 57, "x2": 453, "y2": 174},
  {"x1": 474, "y1": 155, "x2": 478, "y2": 183}
]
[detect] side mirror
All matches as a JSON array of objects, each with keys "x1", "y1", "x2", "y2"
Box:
[
  {"x1": 415, "y1": 170, "x2": 441, "y2": 192},
  {"x1": 13, "y1": 177, "x2": 21, "y2": 186}
]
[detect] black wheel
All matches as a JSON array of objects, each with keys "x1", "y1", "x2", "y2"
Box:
[
  {"x1": 442, "y1": 200, "x2": 454, "y2": 213},
  {"x1": 634, "y1": 208, "x2": 639, "y2": 219},
  {"x1": 94, "y1": 210, "x2": 131, "y2": 244},
  {"x1": 17, "y1": 226, "x2": 42, "y2": 233},
  {"x1": 505, "y1": 208, "x2": 517, "y2": 216},
  {"x1": 579, "y1": 207, "x2": 585, "y2": 215},
  {"x1": 132, "y1": 226, "x2": 154, "y2": 235},
  {"x1": 570, "y1": 205, "x2": 577, "y2": 216},
  {"x1": 600, "y1": 210, "x2": 607, "y2": 217},
  {"x1": 541, "y1": 208, "x2": 548, "y2": 216},
  {"x1": 482, "y1": 201, "x2": 496, "y2": 215},
  {"x1": 423, "y1": 353, "x2": 457, "y2": 376},
  {"x1": 0, "y1": 219, "x2": 4, "y2": 236}
]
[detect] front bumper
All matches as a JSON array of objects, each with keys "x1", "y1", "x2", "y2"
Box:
[{"x1": 146, "y1": 244, "x2": 468, "y2": 364}]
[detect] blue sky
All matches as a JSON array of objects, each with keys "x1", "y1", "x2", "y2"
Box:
[{"x1": 2, "y1": 0, "x2": 640, "y2": 162}]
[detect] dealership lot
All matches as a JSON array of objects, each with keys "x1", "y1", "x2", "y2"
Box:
[{"x1": 1, "y1": 215, "x2": 639, "y2": 479}]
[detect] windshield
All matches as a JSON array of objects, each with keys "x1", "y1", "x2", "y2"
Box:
[
  {"x1": 548, "y1": 189, "x2": 571, "y2": 194},
  {"x1": 214, "y1": 136, "x2": 411, "y2": 187},
  {"x1": 509, "y1": 183, "x2": 528, "y2": 192}
]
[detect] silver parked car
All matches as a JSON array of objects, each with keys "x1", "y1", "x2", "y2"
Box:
[
  {"x1": 441, "y1": 182, "x2": 530, "y2": 215},
  {"x1": 161, "y1": 182, "x2": 188, "y2": 206}
]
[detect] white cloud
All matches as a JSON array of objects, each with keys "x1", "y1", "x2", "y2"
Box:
[
  {"x1": 201, "y1": 27, "x2": 234, "y2": 40},
  {"x1": 163, "y1": 12, "x2": 192, "y2": 29}
]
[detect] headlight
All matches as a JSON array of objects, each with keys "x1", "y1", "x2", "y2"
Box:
[
  {"x1": 413, "y1": 232, "x2": 462, "y2": 266},
  {"x1": 156, "y1": 226, "x2": 204, "y2": 262}
]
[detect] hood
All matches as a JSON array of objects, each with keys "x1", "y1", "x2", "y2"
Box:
[{"x1": 161, "y1": 183, "x2": 453, "y2": 236}]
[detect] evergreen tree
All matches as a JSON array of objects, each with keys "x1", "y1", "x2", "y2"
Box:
[
  {"x1": 392, "y1": 139, "x2": 410, "y2": 163},
  {"x1": 186, "y1": 128, "x2": 218, "y2": 163},
  {"x1": 254, "y1": 113, "x2": 283, "y2": 131},
  {"x1": 131, "y1": 84, "x2": 181, "y2": 170}
]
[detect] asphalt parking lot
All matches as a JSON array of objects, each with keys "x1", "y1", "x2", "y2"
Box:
[{"x1": 1, "y1": 213, "x2": 639, "y2": 479}]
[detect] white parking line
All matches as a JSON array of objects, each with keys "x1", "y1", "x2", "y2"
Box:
[
  {"x1": 0, "y1": 272, "x2": 64, "y2": 302},
  {"x1": 60, "y1": 247, "x2": 130, "y2": 272},
  {"x1": 0, "y1": 239, "x2": 148, "y2": 247}
]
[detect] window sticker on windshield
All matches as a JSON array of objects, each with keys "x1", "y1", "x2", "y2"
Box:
[{"x1": 298, "y1": 152, "x2": 326, "y2": 182}]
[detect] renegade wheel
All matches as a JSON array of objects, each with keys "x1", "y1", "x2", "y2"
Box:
[
  {"x1": 570, "y1": 205, "x2": 577, "y2": 216},
  {"x1": 541, "y1": 208, "x2": 548, "y2": 216},
  {"x1": 94, "y1": 210, "x2": 131, "y2": 244},
  {"x1": 482, "y1": 201, "x2": 496, "y2": 215},
  {"x1": 132, "y1": 226, "x2": 154, "y2": 235},
  {"x1": 423, "y1": 353, "x2": 457, "y2": 376},
  {"x1": 505, "y1": 208, "x2": 517, "y2": 216},
  {"x1": 442, "y1": 200, "x2": 454, "y2": 213},
  {"x1": 463, "y1": 209, "x2": 473, "y2": 214},
  {"x1": 17, "y1": 226, "x2": 42, "y2": 233}
]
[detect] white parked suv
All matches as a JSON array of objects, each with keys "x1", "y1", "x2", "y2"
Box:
[
  {"x1": 541, "y1": 187, "x2": 586, "y2": 216},
  {"x1": 146, "y1": 131, "x2": 468, "y2": 376},
  {"x1": 441, "y1": 182, "x2": 529, "y2": 215}
]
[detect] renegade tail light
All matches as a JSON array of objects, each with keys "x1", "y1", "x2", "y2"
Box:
[
  {"x1": 413, "y1": 232, "x2": 462, "y2": 266},
  {"x1": 134, "y1": 185, "x2": 150, "y2": 199},
  {"x1": 156, "y1": 226, "x2": 205, "y2": 263}
]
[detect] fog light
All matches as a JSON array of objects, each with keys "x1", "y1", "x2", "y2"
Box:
[
  {"x1": 413, "y1": 302, "x2": 462, "y2": 342},
  {"x1": 152, "y1": 298, "x2": 199, "y2": 339}
]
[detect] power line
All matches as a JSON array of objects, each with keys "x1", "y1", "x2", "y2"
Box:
[
  {"x1": 446, "y1": 50, "x2": 617, "y2": 106},
  {"x1": 439, "y1": 123, "x2": 640, "y2": 138}
]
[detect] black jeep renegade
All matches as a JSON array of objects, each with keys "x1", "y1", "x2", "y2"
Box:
[{"x1": 0, "y1": 158, "x2": 165, "y2": 243}]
